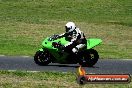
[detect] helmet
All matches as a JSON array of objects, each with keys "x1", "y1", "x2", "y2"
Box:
[{"x1": 65, "y1": 22, "x2": 76, "y2": 33}]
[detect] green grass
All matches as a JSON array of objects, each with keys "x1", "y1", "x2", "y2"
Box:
[
  {"x1": 0, "y1": 70, "x2": 131, "y2": 88},
  {"x1": 0, "y1": 0, "x2": 132, "y2": 59}
]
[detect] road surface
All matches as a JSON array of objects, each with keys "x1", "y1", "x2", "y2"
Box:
[{"x1": 0, "y1": 56, "x2": 132, "y2": 74}]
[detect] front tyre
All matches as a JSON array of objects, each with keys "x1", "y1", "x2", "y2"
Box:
[
  {"x1": 34, "y1": 50, "x2": 51, "y2": 66},
  {"x1": 79, "y1": 49, "x2": 99, "y2": 67}
]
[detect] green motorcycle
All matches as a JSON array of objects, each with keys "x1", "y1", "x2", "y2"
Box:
[{"x1": 34, "y1": 34, "x2": 102, "y2": 67}]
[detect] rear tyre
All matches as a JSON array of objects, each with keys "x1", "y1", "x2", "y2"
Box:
[
  {"x1": 34, "y1": 50, "x2": 51, "y2": 66},
  {"x1": 79, "y1": 49, "x2": 99, "y2": 67}
]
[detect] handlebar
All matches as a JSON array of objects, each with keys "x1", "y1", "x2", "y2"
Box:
[{"x1": 48, "y1": 34, "x2": 59, "y2": 41}]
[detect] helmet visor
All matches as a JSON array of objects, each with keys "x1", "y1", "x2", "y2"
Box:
[{"x1": 65, "y1": 26, "x2": 71, "y2": 32}]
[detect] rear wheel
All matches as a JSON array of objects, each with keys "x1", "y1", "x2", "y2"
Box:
[
  {"x1": 79, "y1": 49, "x2": 99, "y2": 67},
  {"x1": 34, "y1": 50, "x2": 51, "y2": 66}
]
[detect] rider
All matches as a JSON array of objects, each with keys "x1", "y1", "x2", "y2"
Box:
[{"x1": 57, "y1": 22, "x2": 87, "y2": 54}]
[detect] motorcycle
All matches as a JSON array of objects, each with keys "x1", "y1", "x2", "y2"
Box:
[{"x1": 34, "y1": 34, "x2": 102, "y2": 67}]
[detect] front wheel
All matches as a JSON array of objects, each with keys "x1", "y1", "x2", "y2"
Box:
[
  {"x1": 34, "y1": 50, "x2": 51, "y2": 66},
  {"x1": 79, "y1": 49, "x2": 99, "y2": 67}
]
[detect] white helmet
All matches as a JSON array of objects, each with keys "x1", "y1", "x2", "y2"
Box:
[{"x1": 65, "y1": 22, "x2": 76, "y2": 33}]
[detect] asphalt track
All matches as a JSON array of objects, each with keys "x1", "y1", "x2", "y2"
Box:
[{"x1": 0, "y1": 56, "x2": 132, "y2": 74}]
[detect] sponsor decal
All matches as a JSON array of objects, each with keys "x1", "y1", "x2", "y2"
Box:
[{"x1": 77, "y1": 66, "x2": 131, "y2": 85}]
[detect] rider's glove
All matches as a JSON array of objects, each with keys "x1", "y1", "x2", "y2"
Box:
[
  {"x1": 53, "y1": 34, "x2": 59, "y2": 40},
  {"x1": 72, "y1": 47, "x2": 78, "y2": 54}
]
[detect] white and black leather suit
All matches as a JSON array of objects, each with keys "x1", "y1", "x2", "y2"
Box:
[{"x1": 58, "y1": 28, "x2": 87, "y2": 53}]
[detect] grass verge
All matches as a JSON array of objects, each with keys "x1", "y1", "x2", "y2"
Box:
[
  {"x1": 0, "y1": 0, "x2": 131, "y2": 59},
  {"x1": 0, "y1": 70, "x2": 131, "y2": 88}
]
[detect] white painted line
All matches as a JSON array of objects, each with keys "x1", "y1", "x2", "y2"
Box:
[
  {"x1": 0, "y1": 55, "x2": 31, "y2": 58},
  {"x1": 26, "y1": 71, "x2": 40, "y2": 73},
  {"x1": 8, "y1": 70, "x2": 17, "y2": 72},
  {"x1": 88, "y1": 73, "x2": 96, "y2": 74},
  {"x1": 0, "y1": 55, "x2": 5, "y2": 57},
  {"x1": 0, "y1": 55, "x2": 131, "y2": 60},
  {"x1": 7, "y1": 70, "x2": 40, "y2": 73},
  {"x1": 61, "y1": 72, "x2": 68, "y2": 73},
  {"x1": 21, "y1": 56, "x2": 31, "y2": 58},
  {"x1": 122, "y1": 59, "x2": 132, "y2": 61},
  {"x1": 7, "y1": 70, "x2": 72, "y2": 73}
]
